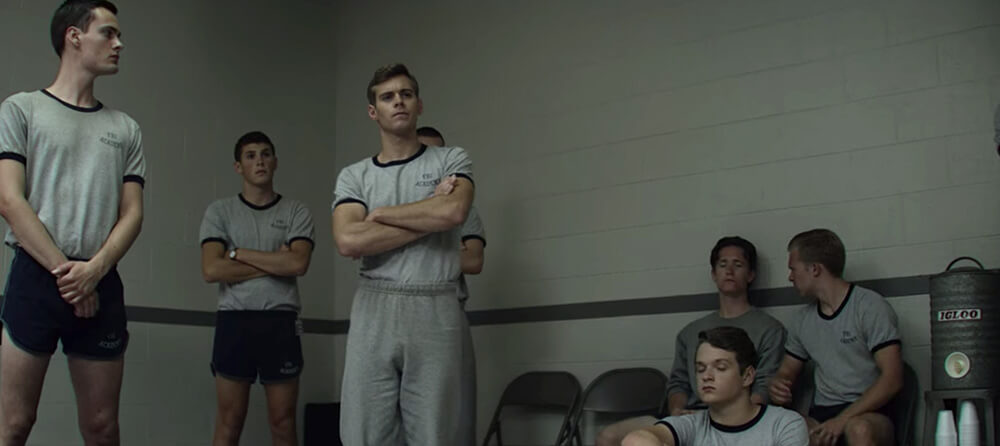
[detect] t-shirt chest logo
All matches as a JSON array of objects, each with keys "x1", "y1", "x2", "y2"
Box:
[
  {"x1": 271, "y1": 218, "x2": 289, "y2": 230},
  {"x1": 839, "y1": 330, "x2": 858, "y2": 344},
  {"x1": 99, "y1": 132, "x2": 124, "y2": 150},
  {"x1": 415, "y1": 172, "x2": 441, "y2": 188}
]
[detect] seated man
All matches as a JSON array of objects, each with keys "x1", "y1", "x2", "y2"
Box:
[
  {"x1": 769, "y1": 229, "x2": 902, "y2": 446},
  {"x1": 597, "y1": 237, "x2": 787, "y2": 446},
  {"x1": 621, "y1": 326, "x2": 808, "y2": 446}
]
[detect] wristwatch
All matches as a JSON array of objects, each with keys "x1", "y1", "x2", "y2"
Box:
[{"x1": 228, "y1": 248, "x2": 238, "y2": 260}]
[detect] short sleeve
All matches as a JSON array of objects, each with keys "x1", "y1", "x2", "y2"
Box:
[
  {"x1": 0, "y1": 97, "x2": 29, "y2": 163},
  {"x1": 122, "y1": 120, "x2": 146, "y2": 186},
  {"x1": 444, "y1": 146, "x2": 473, "y2": 184},
  {"x1": 287, "y1": 201, "x2": 315, "y2": 246},
  {"x1": 784, "y1": 308, "x2": 810, "y2": 362},
  {"x1": 461, "y1": 206, "x2": 486, "y2": 245},
  {"x1": 332, "y1": 165, "x2": 367, "y2": 211},
  {"x1": 199, "y1": 202, "x2": 229, "y2": 247},
  {"x1": 860, "y1": 292, "x2": 901, "y2": 353},
  {"x1": 655, "y1": 412, "x2": 701, "y2": 445}
]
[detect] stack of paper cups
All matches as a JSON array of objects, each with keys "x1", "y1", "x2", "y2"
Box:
[
  {"x1": 936, "y1": 409, "x2": 957, "y2": 446},
  {"x1": 958, "y1": 401, "x2": 980, "y2": 446}
]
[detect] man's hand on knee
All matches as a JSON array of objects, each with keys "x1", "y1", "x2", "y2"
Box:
[{"x1": 809, "y1": 415, "x2": 848, "y2": 446}]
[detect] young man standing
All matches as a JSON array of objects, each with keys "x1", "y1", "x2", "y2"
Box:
[
  {"x1": 622, "y1": 327, "x2": 808, "y2": 446},
  {"x1": 200, "y1": 131, "x2": 314, "y2": 446},
  {"x1": 417, "y1": 125, "x2": 485, "y2": 445},
  {"x1": 597, "y1": 237, "x2": 787, "y2": 446},
  {"x1": 0, "y1": 1, "x2": 145, "y2": 444},
  {"x1": 416, "y1": 126, "x2": 486, "y2": 291},
  {"x1": 333, "y1": 65, "x2": 475, "y2": 445},
  {"x1": 769, "y1": 229, "x2": 902, "y2": 446}
]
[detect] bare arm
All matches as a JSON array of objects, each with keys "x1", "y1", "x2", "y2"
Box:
[
  {"x1": 54, "y1": 182, "x2": 144, "y2": 302},
  {"x1": 332, "y1": 202, "x2": 426, "y2": 258},
  {"x1": 666, "y1": 392, "x2": 691, "y2": 417},
  {"x1": 201, "y1": 241, "x2": 268, "y2": 283},
  {"x1": 0, "y1": 159, "x2": 68, "y2": 270},
  {"x1": 834, "y1": 344, "x2": 903, "y2": 419},
  {"x1": 624, "y1": 425, "x2": 676, "y2": 446},
  {"x1": 768, "y1": 354, "x2": 805, "y2": 407},
  {"x1": 93, "y1": 181, "x2": 144, "y2": 274},
  {"x1": 367, "y1": 177, "x2": 474, "y2": 233},
  {"x1": 0, "y1": 160, "x2": 98, "y2": 317},
  {"x1": 666, "y1": 334, "x2": 695, "y2": 416},
  {"x1": 752, "y1": 323, "x2": 788, "y2": 404},
  {"x1": 460, "y1": 237, "x2": 484, "y2": 274},
  {"x1": 234, "y1": 239, "x2": 313, "y2": 277}
]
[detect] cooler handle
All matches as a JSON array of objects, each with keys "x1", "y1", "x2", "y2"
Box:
[{"x1": 945, "y1": 256, "x2": 984, "y2": 271}]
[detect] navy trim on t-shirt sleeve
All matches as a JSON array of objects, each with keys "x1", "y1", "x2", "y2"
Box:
[
  {"x1": 201, "y1": 237, "x2": 227, "y2": 247},
  {"x1": 123, "y1": 175, "x2": 145, "y2": 187},
  {"x1": 454, "y1": 173, "x2": 474, "y2": 185},
  {"x1": 0, "y1": 152, "x2": 26, "y2": 164},
  {"x1": 288, "y1": 237, "x2": 315, "y2": 247},
  {"x1": 654, "y1": 421, "x2": 680, "y2": 445},
  {"x1": 334, "y1": 198, "x2": 368, "y2": 210},
  {"x1": 785, "y1": 349, "x2": 808, "y2": 362},
  {"x1": 871, "y1": 339, "x2": 901, "y2": 354},
  {"x1": 462, "y1": 234, "x2": 486, "y2": 247}
]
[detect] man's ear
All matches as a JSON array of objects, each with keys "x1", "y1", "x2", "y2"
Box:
[
  {"x1": 742, "y1": 365, "x2": 756, "y2": 388},
  {"x1": 67, "y1": 26, "x2": 82, "y2": 50}
]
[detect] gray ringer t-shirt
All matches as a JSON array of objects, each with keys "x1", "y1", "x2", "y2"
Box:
[
  {"x1": 0, "y1": 90, "x2": 146, "y2": 259},
  {"x1": 785, "y1": 284, "x2": 901, "y2": 407},
  {"x1": 667, "y1": 308, "x2": 787, "y2": 409},
  {"x1": 199, "y1": 194, "x2": 315, "y2": 312},
  {"x1": 332, "y1": 145, "x2": 473, "y2": 284},
  {"x1": 458, "y1": 205, "x2": 486, "y2": 301},
  {"x1": 657, "y1": 405, "x2": 808, "y2": 446}
]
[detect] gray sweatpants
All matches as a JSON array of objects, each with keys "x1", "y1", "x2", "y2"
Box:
[
  {"x1": 458, "y1": 300, "x2": 477, "y2": 445},
  {"x1": 340, "y1": 279, "x2": 473, "y2": 445}
]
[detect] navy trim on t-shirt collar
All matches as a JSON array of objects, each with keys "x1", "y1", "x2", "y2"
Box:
[
  {"x1": 40, "y1": 89, "x2": 103, "y2": 113},
  {"x1": 709, "y1": 404, "x2": 767, "y2": 433},
  {"x1": 818, "y1": 283, "x2": 855, "y2": 321},
  {"x1": 371, "y1": 144, "x2": 427, "y2": 167},
  {"x1": 239, "y1": 193, "x2": 282, "y2": 210}
]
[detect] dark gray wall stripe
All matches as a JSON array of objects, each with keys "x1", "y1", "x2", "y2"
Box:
[
  {"x1": 127, "y1": 306, "x2": 216, "y2": 326},
  {"x1": 465, "y1": 274, "x2": 929, "y2": 326},
  {"x1": 123, "y1": 306, "x2": 350, "y2": 334},
  {"x1": 3, "y1": 275, "x2": 929, "y2": 335}
]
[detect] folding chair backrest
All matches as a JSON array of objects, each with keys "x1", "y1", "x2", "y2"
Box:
[
  {"x1": 483, "y1": 371, "x2": 581, "y2": 446},
  {"x1": 579, "y1": 367, "x2": 667, "y2": 413}
]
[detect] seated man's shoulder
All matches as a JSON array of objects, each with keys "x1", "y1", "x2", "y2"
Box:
[
  {"x1": 746, "y1": 307, "x2": 784, "y2": 327},
  {"x1": 762, "y1": 405, "x2": 808, "y2": 432},
  {"x1": 850, "y1": 285, "x2": 898, "y2": 317},
  {"x1": 853, "y1": 285, "x2": 885, "y2": 300},
  {"x1": 678, "y1": 312, "x2": 721, "y2": 337},
  {"x1": 765, "y1": 405, "x2": 803, "y2": 420}
]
